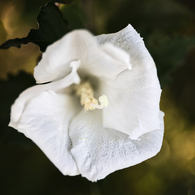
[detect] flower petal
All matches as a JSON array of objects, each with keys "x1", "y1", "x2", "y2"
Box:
[
  {"x1": 9, "y1": 90, "x2": 81, "y2": 176},
  {"x1": 100, "y1": 68, "x2": 161, "y2": 139},
  {"x1": 96, "y1": 24, "x2": 154, "y2": 69},
  {"x1": 69, "y1": 109, "x2": 164, "y2": 181},
  {"x1": 34, "y1": 30, "x2": 92, "y2": 83},
  {"x1": 34, "y1": 30, "x2": 131, "y2": 83},
  {"x1": 96, "y1": 24, "x2": 162, "y2": 139},
  {"x1": 9, "y1": 60, "x2": 80, "y2": 127},
  {"x1": 79, "y1": 41, "x2": 131, "y2": 79}
]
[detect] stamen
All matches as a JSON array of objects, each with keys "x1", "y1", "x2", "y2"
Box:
[
  {"x1": 75, "y1": 82, "x2": 109, "y2": 111},
  {"x1": 90, "y1": 95, "x2": 109, "y2": 109}
]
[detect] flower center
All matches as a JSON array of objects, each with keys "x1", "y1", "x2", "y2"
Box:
[{"x1": 75, "y1": 81, "x2": 108, "y2": 111}]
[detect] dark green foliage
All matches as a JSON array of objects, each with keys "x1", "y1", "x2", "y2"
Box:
[
  {"x1": 1, "y1": 0, "x2": 195, "y2": 194},
  {"x1": 0, "y1": 2, "x2": 68, "y2": 52},
  {"x1": 105, "y1": 0, "x2": 195, "y2": 87},
  {"x1": 146, "y1": 34, "x2": 195, "y2": 87},
  {"x1": 52, "y1": 0, "x2": 73, "y2": 4},
  {"x1": 170, "y1": 48, "x2": 195, "y2": 122},
  {"x1": 61, "y1": 0, "x2": 86, "y2": 31},
  {"x1": 0, "y1": 72, "x2": 35, "y2": 146}
]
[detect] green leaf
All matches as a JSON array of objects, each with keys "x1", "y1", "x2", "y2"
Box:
[{"x1": 0, "y1": 2, "x2": 68, "y2": 52}]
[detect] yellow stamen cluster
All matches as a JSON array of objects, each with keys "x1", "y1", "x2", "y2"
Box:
[{"x1": 75, "y1": 82, "x2": 98, "y2": 110}]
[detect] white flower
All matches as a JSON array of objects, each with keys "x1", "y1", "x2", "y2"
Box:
[{"x1": 9, "y1": 24, "x2": 164, "y2": 182}]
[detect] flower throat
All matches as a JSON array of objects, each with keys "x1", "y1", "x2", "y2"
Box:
[{"x1": 75, "y1": 81, "x2": 108, "y2": 111}]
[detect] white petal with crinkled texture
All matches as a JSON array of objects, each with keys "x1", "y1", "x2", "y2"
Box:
[
  {"x1": 34, "y1": 30, "x2": 131, "y2": 83},
  {"x1": 79, "y1": 41, "x2": 131, "y2": 79},
  {"x1": 100, "y1": 67, "x2": 161, "y2": 139},
  {"x1": 9, "y1": 61, "x2": 80, "y2": 128},
  {"x1": 96, "y1": 24, "x2": 161, "y2": 139},
  {"x1": 10, "y1": 90, "x2": 81, "y2": 176},
  {"x1": 69, "y1": 109, "x2": 164, "y2": 182},
  {"x1": 96, "y1": 24, "x2": 154, "y2": 69}
]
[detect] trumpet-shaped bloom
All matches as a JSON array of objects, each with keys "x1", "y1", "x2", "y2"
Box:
[{"x1": 9, "y1": 24, "x2": 164, "y2": 182}]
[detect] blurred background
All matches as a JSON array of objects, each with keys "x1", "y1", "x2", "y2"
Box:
[{"x1": 1, "y1": 0, "x2": 195, "y2": 194}]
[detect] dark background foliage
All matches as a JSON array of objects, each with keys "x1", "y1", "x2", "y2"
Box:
[{"x1": 0, "y1": 0, "x2": 195, "y2": 194}]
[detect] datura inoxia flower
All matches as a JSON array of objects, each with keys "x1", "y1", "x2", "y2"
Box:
[{"x1": 9, "y1": 25, "x2": 164, "y2": 181}]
